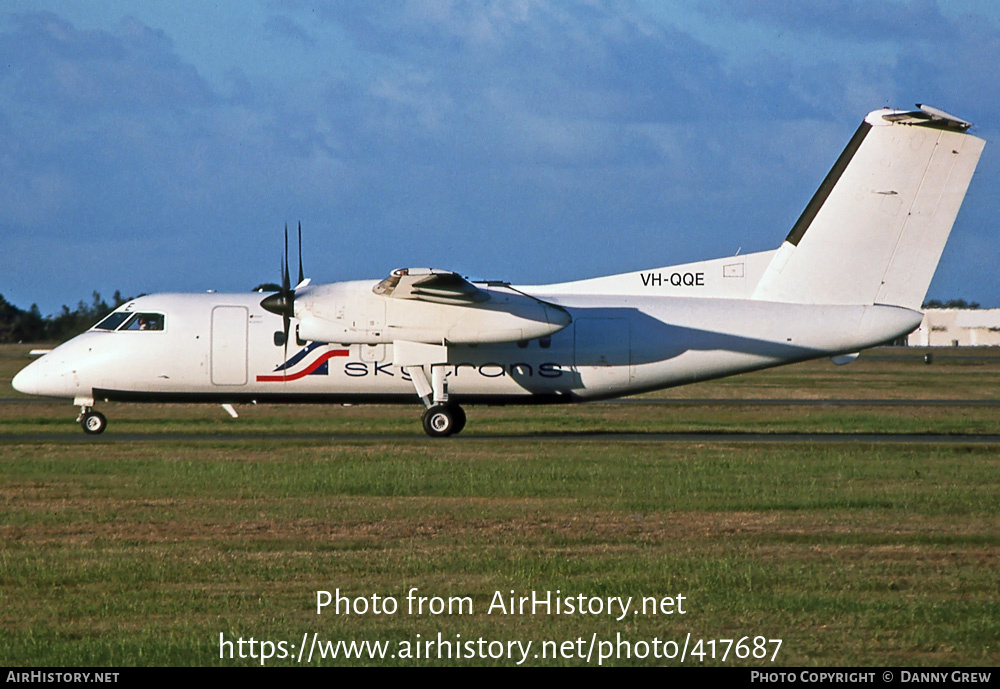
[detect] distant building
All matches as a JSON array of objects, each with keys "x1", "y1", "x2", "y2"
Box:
[{"x1": 907, "y1": 309, "x2": 1000, "y2": 347}]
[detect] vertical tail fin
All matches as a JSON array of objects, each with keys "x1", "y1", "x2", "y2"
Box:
[{"x1": 752, "y1": 105, "x2": 985, "y2": 308}]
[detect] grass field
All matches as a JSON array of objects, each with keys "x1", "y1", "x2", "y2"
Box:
[{"x1": 1, "y1": 344, "x2": 999, "y2": 666}]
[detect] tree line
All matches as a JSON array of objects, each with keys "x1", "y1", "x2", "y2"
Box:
[
  {"x1": 0, "y1": 291, "x2": 134, "y2": 344},
  {"x1": 0, "y1": 286, "x2": 281, "y2": 344},
  {"x1": 921, "y1": 298, "x2": 980, "y2": 310}
]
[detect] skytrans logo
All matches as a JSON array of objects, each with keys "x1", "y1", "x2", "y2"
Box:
[{"x1": 258, "y1": 344, "x2": 566, "y2": 383}]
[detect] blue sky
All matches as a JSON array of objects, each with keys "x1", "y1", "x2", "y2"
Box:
[{"x1": 2, "y1": 1, "x2": 998, "y2": 315}]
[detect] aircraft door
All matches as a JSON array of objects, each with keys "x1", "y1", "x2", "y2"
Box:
[
  {"x1": 573, "y1": 318, "x2": 631, "y2": 387},
  {"x1": 211, "y1": 306, "x2": 248, "y2": 385}
]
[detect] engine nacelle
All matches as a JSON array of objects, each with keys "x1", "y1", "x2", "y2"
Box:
[{"x1": 293, "y1": 280, "x2": 571, "y2": 345}]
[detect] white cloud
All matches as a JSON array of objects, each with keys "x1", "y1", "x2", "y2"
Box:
[{"x1": 1, "y1": 3, "x2": 998, "y2": 312}]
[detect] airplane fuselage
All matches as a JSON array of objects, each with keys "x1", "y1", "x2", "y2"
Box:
[{"x1": 13, "y1": 287, "x2": 921, "y2": 406}]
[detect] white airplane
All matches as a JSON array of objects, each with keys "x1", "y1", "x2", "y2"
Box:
[{"x1": 12, "y1": 105, "x2": 986, "y2": 437}]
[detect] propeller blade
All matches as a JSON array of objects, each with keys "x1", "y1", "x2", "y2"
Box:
[
  {"x1": 260, "y1": 222, "x2": 306, "y2": 363},
  {"x1": 261, "y1": 223, "x2": 297, "y2": 319},
  {"x1": 282, "y1": 223, "x2": 291, "y2": 293},
  {"x1": 297, "y1": 221, "x2": 304, "y2": 285}
]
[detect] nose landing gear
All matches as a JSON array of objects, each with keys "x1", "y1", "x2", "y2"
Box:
[
  {"x1": 75, "y1": 399, "x2": 107, "y2": 435},
  {"x1": 78, "y1": 409, "x2": 107, "y2": 435}
]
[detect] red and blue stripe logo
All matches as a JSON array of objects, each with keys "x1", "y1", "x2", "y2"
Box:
[{"x1": 256, "y1": 342, "x2": 349, "y2": 382}]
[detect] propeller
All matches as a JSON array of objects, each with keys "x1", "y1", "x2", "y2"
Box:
[
  {"x1": 297, "y1": 220, "x2": 304, "y2": 285},
  {"x1": 260, "y1": 222, "x2": 306, "y2": 356}
]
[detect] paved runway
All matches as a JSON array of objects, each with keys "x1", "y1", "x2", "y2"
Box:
[
  {"x1": 607, "y1": 398, "x2": 1000, "y2": 407},
  {"x1": 5, "y1": 430, "x2": 1000, "y2": 444},
  {"x1": 5, "y1": 395, "x2": 1000, "y2": 444}
]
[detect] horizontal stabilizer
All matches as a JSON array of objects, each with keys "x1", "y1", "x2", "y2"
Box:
[{"x1": 882, "y1": 104, "x2": 972, "y2": 130}]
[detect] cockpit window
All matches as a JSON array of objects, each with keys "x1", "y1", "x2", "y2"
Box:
[
  {"x1": 122, "y1": 313, "x2": 164, "y2": 331},
  {"x1": 94, "y1": 312, "x2": 132, "y2": 331},
  {"x1": 94, "y1": 312, "x2": 165, "y2": 331}
]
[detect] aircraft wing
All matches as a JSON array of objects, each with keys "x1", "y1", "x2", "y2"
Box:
[{"x1": 373, "y1": 268, "x2": 489, "y2": 305}]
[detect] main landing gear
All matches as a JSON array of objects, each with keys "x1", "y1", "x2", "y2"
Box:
[
  {"x1": 406, "y1": 361, "x2": 467, "y2": 438},
  {"x1": 421, "y1": 402, "x2": 467, "y2": 438}
]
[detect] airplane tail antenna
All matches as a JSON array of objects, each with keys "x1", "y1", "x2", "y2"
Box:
[{"x1": 752, "y1": 105, "x2": 985, "y2": 309}]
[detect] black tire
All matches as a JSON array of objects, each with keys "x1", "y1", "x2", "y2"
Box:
[
  {"x1": 422, "y1": 404, "x2": 456, "y2": 438},
  {"x1": 81, "y1": 411, "x2": 107, "y2": 435},
  {"x1": 447, "y1": 403, "x2": 466, "y2": 435}
]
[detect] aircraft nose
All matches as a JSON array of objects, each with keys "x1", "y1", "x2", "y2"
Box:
[
  {"x1": 11, "y1": 355, "x2": 72, "y2": 397},
  {"x1": 12, "y1": 362, "x2": 39, "y2": 395}
]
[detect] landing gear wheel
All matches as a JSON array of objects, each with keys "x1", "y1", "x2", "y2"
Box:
[
  {"x1": 81, "y1": 411, "x2": 107, "y2": 435},
  {"x1": 422, "y1": 404, "x2": 459, "y2": 438},
  {"x1": 447, "y1": 403, "x2": 466, "y2": 435}
]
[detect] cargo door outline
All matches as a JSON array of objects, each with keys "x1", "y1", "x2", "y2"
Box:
[{"x1": 211, "y1": 306, "x2": 248, "y2": 385}]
